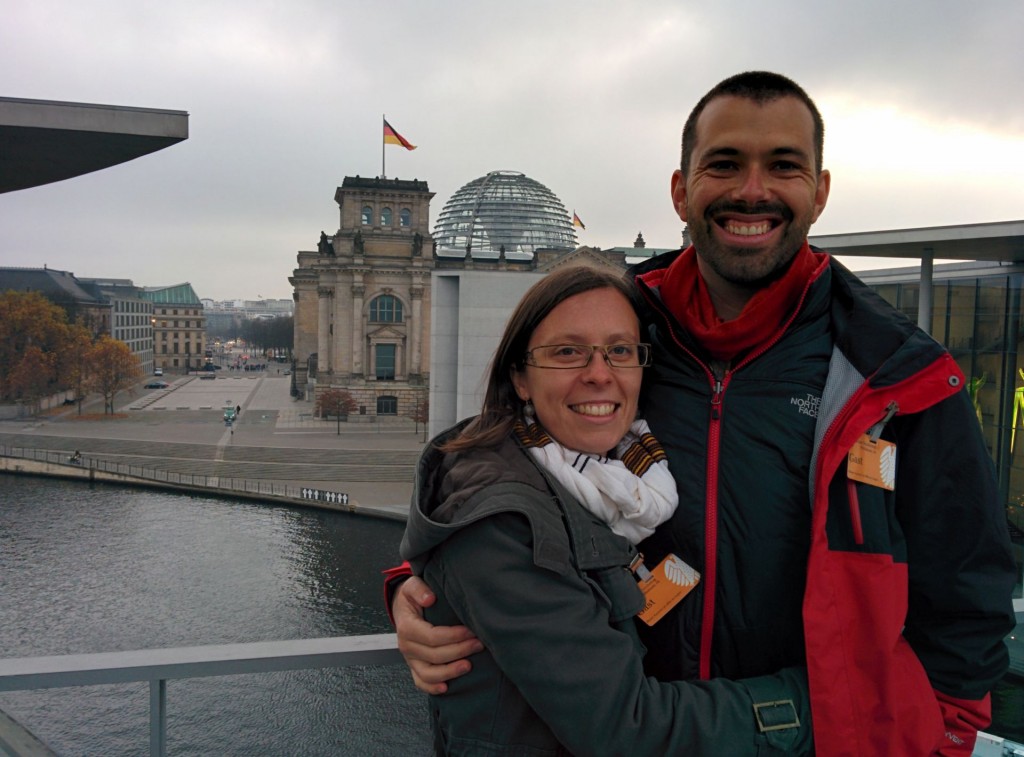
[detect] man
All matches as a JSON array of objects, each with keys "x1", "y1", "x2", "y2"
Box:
[{"x1": 390, "y1": 71, "x2": 1016, "y2": 755}]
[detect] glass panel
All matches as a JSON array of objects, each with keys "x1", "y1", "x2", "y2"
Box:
[
  {"x1": 381, "y1": 207, "x2": 393, "y2": 226},
  {"x1": 947, "y1": 279, "x2": 978, "y2": 354},
  {"x1": 361, "y1": 207, "x2": 372, "y2": 225},
  {"x1": 897, "y1": 283, "x2": 918, "y2": 322},
  {"x1": 370, "y1": 296, "x2": 403, "y2": 323},
  {"x1": 399, "y1": 209, "x2": 411, "y2": 227},
  {"x1": 377, "y1": 395, "x2": 398, "y2": 415},
  {"x1": 991, "y1": 622, "x2": 1024, "y2": 742},
  {"x1": 931, "y1": 282, "x2": 951, "y2": 342},
  {"x1": 376, "y1": 344, "x2": 395, "y2": 380},
  {"x1": 874, "y1": 284, "x2": 899, "y2": 309}
]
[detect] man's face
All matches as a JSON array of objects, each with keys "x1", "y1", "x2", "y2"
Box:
[{"x1": 672, "y1": 95, "x2": 830, "y2": 297}]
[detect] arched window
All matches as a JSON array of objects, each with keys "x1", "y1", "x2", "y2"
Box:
[
  {"x1": 361, "y1": 206, "x2": 372, "y2": 225},
  {"x1": 380, "y1": 207, "x2": 393, "y2": 226},
  {"x1": 377, "y1": 395, "x2": 398, "y2": 415},
  {"x1": 369, "y1": 295, "x2": 403, "y2": 323},
  {"x1": 399, "y1": 208, "x2": 411, "y2": 227}
]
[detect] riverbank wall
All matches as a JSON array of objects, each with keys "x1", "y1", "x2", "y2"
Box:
[{"x1": 0, "y1": 453, "x2": 410, "y2": 523}]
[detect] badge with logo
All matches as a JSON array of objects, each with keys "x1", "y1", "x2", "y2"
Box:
[
  {"x1": 847, "y1": 434, "x2": 897, "y2": 491},
  {"x1": 631, "y1": 553, "x2": 700, "y2": 626}
]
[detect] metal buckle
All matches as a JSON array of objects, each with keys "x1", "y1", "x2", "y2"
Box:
[{"x1": 753, "y1": 699, "x2": 800, "y2": 733}]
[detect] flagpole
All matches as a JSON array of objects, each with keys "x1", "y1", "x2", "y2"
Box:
[{"x1": 381, "y1": 114, "x2": 386, "y2": 179}]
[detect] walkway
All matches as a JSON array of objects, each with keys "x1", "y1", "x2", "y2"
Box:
[{"x1": 0, "y1": 374, "x2": 425, "y2": 514}]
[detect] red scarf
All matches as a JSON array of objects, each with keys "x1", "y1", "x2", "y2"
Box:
[{"x1": 655, "y1": 242, "x2": 829, "y2": 362}]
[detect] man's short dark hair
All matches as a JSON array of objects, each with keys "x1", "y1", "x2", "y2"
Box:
[{"x1": 680, "y1": 71, "x2": 825, "y2": 176}]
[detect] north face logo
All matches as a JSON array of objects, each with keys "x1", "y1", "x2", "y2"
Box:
[{"x1": 791, "y1": 393, "x2": 821, "y2": 418}]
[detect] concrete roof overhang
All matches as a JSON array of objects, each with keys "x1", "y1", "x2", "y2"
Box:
[
  {"x1": 0, "y1": 97, "x2": 189, "y2": 193},
  {"x1": 809, "y1": 220, "x2": 1024, "y2": 264}
]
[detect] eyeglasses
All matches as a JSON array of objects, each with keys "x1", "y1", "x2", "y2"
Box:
[{"x1": 524, "y1": 343, "x2": 652, "y2": 370}]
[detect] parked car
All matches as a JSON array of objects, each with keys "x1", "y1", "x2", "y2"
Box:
[
  {"x1": 199, "y1": 373, "x2": 216, "y2": 380},
  {"x1": 153, "y1": 368, "x2": 163, "y2": 376},
  {"x1": 145, "y1": 380, "x2": 169, "y2": 389}
]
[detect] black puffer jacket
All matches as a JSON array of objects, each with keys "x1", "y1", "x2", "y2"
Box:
[{"x1": 631, "y1": 250, "x2": 1016, "y2": 755}]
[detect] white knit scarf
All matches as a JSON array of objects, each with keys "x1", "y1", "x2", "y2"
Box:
[{"x1": 515, "y1": 416, "x2": 678, "y2": 544}]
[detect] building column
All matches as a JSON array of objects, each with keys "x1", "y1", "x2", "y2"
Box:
[
  {"x1": 917, "y1": 247, "x2": 934, "y2": 334},
  {"x1": 410, "y1": 284, "x2": 423, "y2": 377},
  {"x1": 317, "y1": 286, "x2": 333, "y2": 377},
  {"x1": 351, "y1": 281, "x2": 365, "y2": 376}
]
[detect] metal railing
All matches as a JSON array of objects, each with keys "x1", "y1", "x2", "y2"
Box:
[
  {"x1": 3, "y1": 446, "x2": 1021, "y2": 756},
  {"x1": 0, "y1": 635, "x2": 403, "y2": 756},
  {"x1": 0, "y1": 445, "x2": 337, "y2": 504}
]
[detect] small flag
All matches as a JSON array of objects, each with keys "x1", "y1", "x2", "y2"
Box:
[
  {"x1": 573, "y1": 211, "x2": 586, "y2": 230},
  {"x1": 384, "y1": 119, "x2": 416, "y2": 150}
]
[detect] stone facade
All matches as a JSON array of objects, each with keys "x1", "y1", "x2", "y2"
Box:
[
  {"x1": 142, "y1": 283, "x2": 206, "y2": 373},
  {"x1": 290, "y1": 177, "x2": 434, "y2": 420}
]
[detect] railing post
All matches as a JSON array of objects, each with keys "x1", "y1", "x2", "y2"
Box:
[{"x1": 150, "y1": 678, "x2": 166, "y2": 757}]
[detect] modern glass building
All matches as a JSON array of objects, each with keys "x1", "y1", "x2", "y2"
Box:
[
  {"x1": 818, "y1": 222, "x2": 1024, "y2": 605},
  {"x1": 820, "y1": 222, "x2": 1024, "y2": 745},
  {"x1": 432, "y1": 170, "x2": 577, "y2": 256},
  {"x1": 857, "y1": 260, "x2": 1024, "y2": 582}
]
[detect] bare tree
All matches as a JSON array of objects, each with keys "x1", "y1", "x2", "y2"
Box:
[{"x1": 411, "y1": 398, "x2": 429, "y2": 441}]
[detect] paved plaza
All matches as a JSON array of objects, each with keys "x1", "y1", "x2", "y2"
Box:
[{"x1": 0, "y1": 373, "x2": 428, "y2": 516}]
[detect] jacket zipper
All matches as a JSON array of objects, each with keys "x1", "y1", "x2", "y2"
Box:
[
  {"x1": 699, "y1": 372, "x2": 725, "y2": 680},
  {"x1": 638, "y1": 279, "x2": 813, "y2": 680}
]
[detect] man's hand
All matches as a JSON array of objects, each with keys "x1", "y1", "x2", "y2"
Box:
[{"x1": 395, "y1": 576, "x2": 483, "y2": 694}]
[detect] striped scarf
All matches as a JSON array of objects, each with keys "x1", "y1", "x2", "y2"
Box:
[{"x1": 514, "y1": 417, "x2": 678, "y2": 544}]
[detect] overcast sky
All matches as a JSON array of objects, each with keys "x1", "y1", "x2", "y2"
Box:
[{"x1": 1, "y1": 0, "x2": 1022, "y2": 301}]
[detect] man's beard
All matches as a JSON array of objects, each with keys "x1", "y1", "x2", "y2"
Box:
[{"x1": 688, "y1": 200, "x2": 812, "y2": 289}]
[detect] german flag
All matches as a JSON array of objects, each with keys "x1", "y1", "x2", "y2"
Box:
[
  {"x1": 573, "y1": 211, "x2": 585, "y2": 230},
  {"x1": 383, "y1": 119, "x2": 416, "y2": 150}
]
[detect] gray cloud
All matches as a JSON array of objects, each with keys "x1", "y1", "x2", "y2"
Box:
[{"x1": 1, "y1": 0, "x2": 1021, "y2": 299}]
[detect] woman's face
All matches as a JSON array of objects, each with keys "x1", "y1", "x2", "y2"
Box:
[{"x1": 511, "y1": 287, "x2": 643, "y2": 455}]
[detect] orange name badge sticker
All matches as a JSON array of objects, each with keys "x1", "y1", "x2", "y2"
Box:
[
  {"x1": 636, "y1": 554, "x2": 700, "y2": 627},
  {"x1": 847, "y1": 434, "x2": 897, "y2": 491}
]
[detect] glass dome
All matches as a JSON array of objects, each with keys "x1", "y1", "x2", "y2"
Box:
[{"x1": 433, "y1": 170, "x2": 577, "y2": 256}]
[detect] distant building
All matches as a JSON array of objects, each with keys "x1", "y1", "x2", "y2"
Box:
[
  {"x1": 0, "y1": 266, "x2": 109, "y2": 334},
  {"x1": 432, "y1": 170, "x2": 578, "y2": 257},
  {"x1": 78, "y1": 277, "x2": 155, "y2": 375},
  {"x1": 291, "y1": 171, "x2": 643, "y2": 421},
  {"x1": 290, "y1": 176, "x2": 435, "y2": 417},
  {"x1": 142, "y1": 283, "x2": 206, "y2": 373},
  {"x1": 202, "y1": 297, "x2": 294, "y2": 340}
]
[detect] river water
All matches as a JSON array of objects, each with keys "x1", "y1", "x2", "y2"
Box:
[
  {"x1": 3, "y1": 474, "x2": 1021, "y2": 754},
  {"x1": 0, "y1": 474, "x2": 430, "y2": 756}
]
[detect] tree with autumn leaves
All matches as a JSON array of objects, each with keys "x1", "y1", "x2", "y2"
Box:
[
  {"x1": 1, "y1": 290, "x2": 70, "y2": 409},
  {"x1": 0, "y1": 290, "x2": 141, "y2": 414},
  {"x1": 316, "y1": 388, "x2": 358, "y2": 435},
  {"x1": 89, "y1": 336, "x2": 142, "y2": 414}
]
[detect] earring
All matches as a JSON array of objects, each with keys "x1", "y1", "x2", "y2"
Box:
[{"x1": 523, "y1": 400, "x2": 535, "y2": 419}]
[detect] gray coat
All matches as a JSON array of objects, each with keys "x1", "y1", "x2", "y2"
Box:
[{"x1": 400, "y1": 421, "x2": 812, "y2": 756}]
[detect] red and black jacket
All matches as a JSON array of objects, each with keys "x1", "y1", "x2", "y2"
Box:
[{"x1": 631, "y1": 250, "x2": 1015, "y2": 755}]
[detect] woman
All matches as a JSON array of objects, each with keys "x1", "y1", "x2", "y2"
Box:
[{"x1": 399, "y1": 266, "x2": 811, "y2": 756}]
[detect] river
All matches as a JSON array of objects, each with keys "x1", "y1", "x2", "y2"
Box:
[
  {"x1": 0, "y1": 474, "x2": 429, "y2": 756},
  {"x1": 2, "y1": 473, "x2": 1021, "y2": 754}
]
